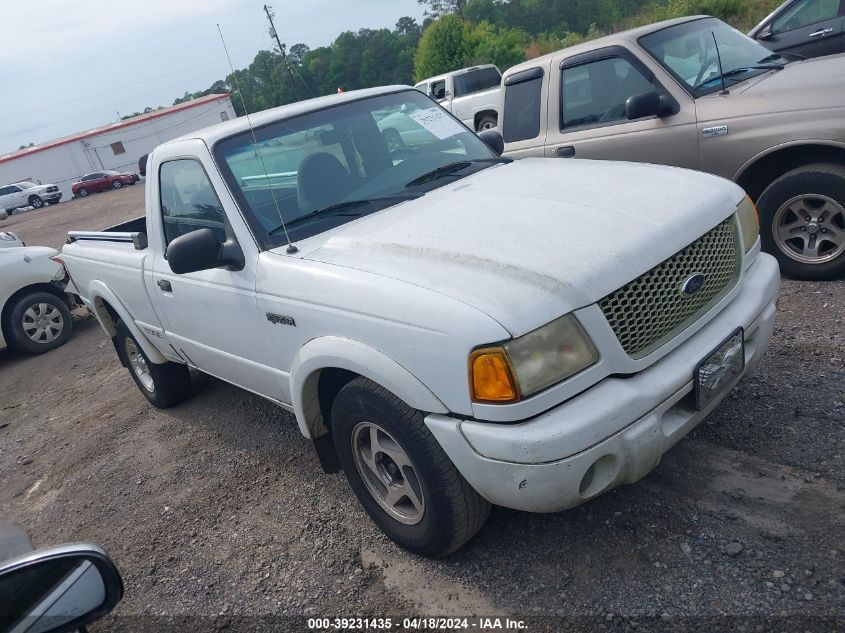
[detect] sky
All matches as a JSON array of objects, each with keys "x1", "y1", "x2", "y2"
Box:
[{"x1": 0, "y1": 0, "x2": 426, "y2": 155}]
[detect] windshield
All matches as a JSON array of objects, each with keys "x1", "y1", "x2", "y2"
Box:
[
  {"x1": 214, "y1": 90, "x2": 498, "y2": 247},
  {"x1": 640, "y1": 18, "x2": 788, "y2": 97},
  {"x1": 16, "y1": 182, "x2": 36, "y2": 189}
]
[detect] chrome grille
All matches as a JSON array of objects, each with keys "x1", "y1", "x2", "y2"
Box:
[{"x1": 599, "y1": 216, "x2": 741, "y2": 359}]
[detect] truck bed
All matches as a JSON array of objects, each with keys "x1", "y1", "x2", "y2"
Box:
[{"x1": 66, "y1": 216, "x2": 147, "y2": 250}]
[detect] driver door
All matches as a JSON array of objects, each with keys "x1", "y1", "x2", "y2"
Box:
[
  {"x1": 148, "y1": 152, "x2": 286, "y2": 402},
  {"x1": 543, "y1": 46, "x2": 699, "y2": 169}
]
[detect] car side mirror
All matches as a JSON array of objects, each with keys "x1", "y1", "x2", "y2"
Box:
[
  {"x1": 167, "y1": 228, "x2": 244, "y2": 274},
  {"x1": 478, "y1": 129, "x2": 504, "y2": 156},
  {"x1": 757, "y1": 24, "x2": 774, "y2": 40},
  {"x1": 0, "y1": 544, "x2": 123, "y2": 633},
  {"x1": 626, "y1": 90, "x2": 677, "y2": 120}
]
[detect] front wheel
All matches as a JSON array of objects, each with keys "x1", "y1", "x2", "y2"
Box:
[
  {"x1": 112, "y1": 180, "x2": 123, "y2": 189},
  {"x1": 331, "y1": 377, "x2": 490, "y2": 557},
  {"x1": 28, "y1": 196, "x2": 44, "y2": 209},
  {"x1": 114, "y1": 319, "x2": 191, "y2": 408},
  {"x1": 758, "y1": 163, "x2": 845, "y2": 280},
  {"x1": 78, "y1": 187, "x2": 89, "y2": 197},
  {"x1": 6, "y1": 292, "x2": 72, "y2": 354}
]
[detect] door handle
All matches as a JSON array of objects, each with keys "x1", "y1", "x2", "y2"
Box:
[
  {"x1": 157, "y1": 279, "x2": 172, "y2": 292},
  {"x1": 556, "y1": 146, "x2": 576, "y2": 158},
  {"x1": 809, "y1": 27, "x2": 833, "y2": 37}
]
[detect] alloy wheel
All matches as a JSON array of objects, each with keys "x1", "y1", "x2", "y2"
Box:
[
  {"x1": 773, "y1": 194, "x2": 845, "y2": 265},
  {"x1": 351, "y1": 421, "x2": 425, "y2": 525}
]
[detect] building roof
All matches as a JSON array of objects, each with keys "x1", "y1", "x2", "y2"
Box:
[{"x1": 0, "y1": 94, "x2": 230, "y2": 165}]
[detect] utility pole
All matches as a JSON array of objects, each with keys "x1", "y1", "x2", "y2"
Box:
[{"x1": 263, "y1": 4, "x2": 302, "y2": 101}]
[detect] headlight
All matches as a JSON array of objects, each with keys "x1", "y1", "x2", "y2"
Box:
[
  {"x1": 470, "y1": 314, "x2": 598, "y2": 404},
  {"x1": 737, "y1": 195, "x2": 759, "y2": 254}
]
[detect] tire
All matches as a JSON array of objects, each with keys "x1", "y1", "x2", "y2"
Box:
[
  {"x1": 28, "y1": 196, "x2": 44, "y2": 209},
  {"x1": 757, "y1": 163, "x2": 845, "y2": 280},
  {"x1": 78, "y1": 187, "x2": 89, "y2": 197},
  {"x1": 331, "y1": 377, "x2": 490, "y2": 557},
  {"x1": 6, "y1": 291, "x2": 72, "y2": 354},
  {"x1": 476, "y1": 114, "x2": 497, "y2": 132},
  {"x1": 113, "y1": 319, "x2": 191, "y2": 408},
  {"x1": 112, "y1": 180, "x2": 123, "y2": 190}
]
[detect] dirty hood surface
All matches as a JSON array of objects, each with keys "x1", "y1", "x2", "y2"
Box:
[{"x1": 306, "y1": 158, "x2": 743, "y2": 336}]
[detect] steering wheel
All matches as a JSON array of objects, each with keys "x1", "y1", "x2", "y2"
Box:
[
  {"x1": 390, "y1": 148, "x2": 417, "y2": 160},
  {"x1": 693, "y1": 33, "x2": 718, "y2": 87}
]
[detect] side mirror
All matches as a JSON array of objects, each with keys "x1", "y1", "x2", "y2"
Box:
[
  {"x1": 167, "y1": 228, "x2": 244, "y2": 274},
  {"x1": 478, "y1": 129, "x2": 504, "y2": 156},
  {"x1": 138, "y1": 154, "x2": 148, "y2": 177},
  {"x1": 626, "y1": 90, "x2": 677, "y2": 120},
  {"x1": 757, "y1": 24, "x2": 773, "y2": 40},
  {"x1": 0, "y1": 544, "x2": 123, "y2": 633}
]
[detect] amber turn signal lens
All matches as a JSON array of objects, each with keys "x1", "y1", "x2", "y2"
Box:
[{"x1": 470, "y1": 349, "x2": 519, "y2": 403}]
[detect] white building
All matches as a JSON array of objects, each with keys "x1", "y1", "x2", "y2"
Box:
[{"x1": 0, "y1": 94, "x2": 235, "y2": 201}]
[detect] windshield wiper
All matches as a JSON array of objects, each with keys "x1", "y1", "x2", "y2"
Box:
[
  {"x1": 404, "y1": 158, "x2": 510, "y2": 189},
  {"x1": 760, "y1": 52, "x2": 802, "y2": 63},
  {"x1": 272, "y1": 193, "x2": 422, "y2": 234},
  {"x1": 694, "y1": 64, "x2": 783, "y2": 90}
]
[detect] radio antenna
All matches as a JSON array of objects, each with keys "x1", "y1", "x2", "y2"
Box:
[
  {"x1": 712, "y1": 31, "x2": 729, "y2": 95},
  {"x1": 217, "y1": 24, "x2": 298, "y2": 254}
]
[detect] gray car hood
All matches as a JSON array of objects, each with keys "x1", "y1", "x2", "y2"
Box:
[{"x1": 305, "y1": 159, "x2": 744, "y2": 335}]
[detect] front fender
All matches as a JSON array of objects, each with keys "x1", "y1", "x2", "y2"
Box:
[
  {"x1": 86, "y1": 280, "x2": 168, "y2": 364},
  {"x1": 289, "y1": 336, "x2": 449, "y2": 439}
]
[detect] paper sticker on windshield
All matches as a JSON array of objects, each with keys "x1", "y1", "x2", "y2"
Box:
[{"x1": 409, "y1": 108, "x2": 466, "y2": 140}]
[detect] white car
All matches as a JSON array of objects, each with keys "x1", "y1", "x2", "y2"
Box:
[
  {"x1": 62, "y1": 86, "x2": 779, "y2": 557},
  {"x1": 0, "y1": 231, "x2": 25, "y2": 248},
  {"x1": 0, "y1": 181, "x2": 62, "y2": 212},
  {"x1": 415, "y1": 65, "x2": 501, "y2": 131},
  {"x1": 1, "y1": 245, "x2": 77, "y2": 354}
]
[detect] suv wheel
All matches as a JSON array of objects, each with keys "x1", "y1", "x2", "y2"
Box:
[
  {"x1": 6, "y1": 292, "x2": 72, "y2": 354},
  {"x1": 331, "y1": 377, "x2": 490, "y2": 557},
  {"x1": 114, "y1": 319, "x2": 191, "y2": 408},
  {"x1": 28, "y1": 196, "x2": 44, "y2": 209},
  {"x1": 758, "y1": 163, "x2": 845, "y2": 280}
]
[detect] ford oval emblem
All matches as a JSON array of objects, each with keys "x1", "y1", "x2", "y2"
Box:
[{"x1": 681, "y1": 273, "x2": 706, "y2": 297}]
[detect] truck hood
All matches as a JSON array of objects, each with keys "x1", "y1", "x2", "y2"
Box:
[
  {"x1": 697, "y1": 54, "x2": 845, "y2": 122},
  {"x1": 305, "y1": 159, "x2": 744, "y2": 336}
]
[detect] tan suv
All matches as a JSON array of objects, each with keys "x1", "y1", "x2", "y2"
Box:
[{"x1": 500, "y1": 15, "x2": 845, "y2": 280}]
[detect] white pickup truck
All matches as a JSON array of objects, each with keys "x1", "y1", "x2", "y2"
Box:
[
  {"x1": 62, "y1": 86, "x2": 780, "y2": 557},
  {"x1": 415, "y1": 65, "x2": 502, "y2": 131}
]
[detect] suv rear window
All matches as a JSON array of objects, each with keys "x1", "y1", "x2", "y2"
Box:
[{"x1": 453, "y1": 67, "x2": 501, "y2": 98}]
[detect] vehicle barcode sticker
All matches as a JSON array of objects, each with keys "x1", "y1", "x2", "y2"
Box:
[{"x1": 408, "y1": 107, "x2": 466, "y2": 140}]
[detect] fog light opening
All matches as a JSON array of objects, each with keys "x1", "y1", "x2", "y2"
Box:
[{"x1": 578, "y1": 454, "x2": 619, "y2": 498}]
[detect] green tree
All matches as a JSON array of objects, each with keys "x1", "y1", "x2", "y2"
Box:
[
  {"x1": 418, "y1": 0, "x2": 470, "y2": 19},
  {"x1": 414, "y1": 14, "x2": 472, "y2": 80}
]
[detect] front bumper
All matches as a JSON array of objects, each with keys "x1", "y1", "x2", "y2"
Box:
[
  {"x1": 44, "y1": 192, "x2": 62, "y2": 202},
  {"x1": 425, "y1": 253, "x2": 780, "y2": 513}
]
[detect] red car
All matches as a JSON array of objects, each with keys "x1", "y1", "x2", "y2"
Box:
[{"x1": 72, "y1": 171, "x2": 139, "y2": 197}]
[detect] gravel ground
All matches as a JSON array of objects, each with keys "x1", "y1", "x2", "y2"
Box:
[{"x1": 0, "y1": 188, "x2": 843, "y2": 632}]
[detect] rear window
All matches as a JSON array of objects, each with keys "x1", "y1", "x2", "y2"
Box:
[
  {"x1": 453, "y1": 67, "x2": 501, "y2": 98},
  {"x1": 502, "y1": 68, "x2": 543, "y2": 143}
]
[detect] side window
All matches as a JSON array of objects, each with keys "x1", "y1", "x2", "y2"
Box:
[
  {"x1": 414, "y1": 82, "x2": 428, "y2": 94},
  {"x1": 159, "y1": 159, "x2": 227, "y2": 248},
  {"x1": 773, "y1": 0, "x2": 840, "y2": 32},
  {"x1": 430, "y1": 80, "x2": 446, "y2": 100},
  {"x1": 561, "y1": 57, "x2": 654, "y2": 129},
  {"x1": 0, "y1": 186, "x2": 11, "y2": 196},
  {"x1": 502, "y1": 69, "x2": 543, "y2": 143}
]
